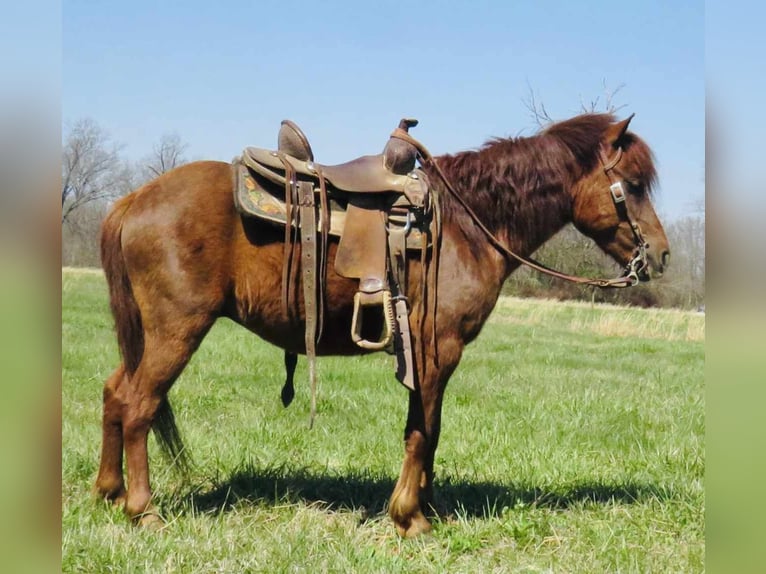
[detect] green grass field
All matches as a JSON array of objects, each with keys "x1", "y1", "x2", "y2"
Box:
[{"x1": 62, "y1": 268, "x2": 704, "y2": 573}]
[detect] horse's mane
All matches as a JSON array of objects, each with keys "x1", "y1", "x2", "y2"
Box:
[{"x1": 433, "y1": 113, "x2": 656, "y2": 254}]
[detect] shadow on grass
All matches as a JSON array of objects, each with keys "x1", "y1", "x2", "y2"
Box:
[{"x1": 171, "y1": 464, "x2": 678, "y2": 518}]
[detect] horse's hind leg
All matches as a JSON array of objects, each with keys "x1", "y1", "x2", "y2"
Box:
[
  {"x1": 121, "y1": 323, "x2": 211, "y2": 528},
  {"x1": 94, "y1": 365, "x2": 129, "y2": 505}
]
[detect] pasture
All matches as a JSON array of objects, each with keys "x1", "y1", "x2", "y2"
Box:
[{"x1": 62, "y1": 268, "x2": 704, "y2": 572}]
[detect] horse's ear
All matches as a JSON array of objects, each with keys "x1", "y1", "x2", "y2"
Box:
[{"x1": 605, "y1": 113, "x2": 635, "y2": 148}]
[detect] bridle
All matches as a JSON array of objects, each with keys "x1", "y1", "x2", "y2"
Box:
[
  {"x1": 390, "y1": 128, "x2": 651, "y2": 289},
  {"x1": 598, "y1": 147, "x2": 651, "y2": 287}
]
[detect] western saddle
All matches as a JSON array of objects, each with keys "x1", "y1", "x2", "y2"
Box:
[{"x1": 233, "y1": 119, "x2": 439, "y2": 418}]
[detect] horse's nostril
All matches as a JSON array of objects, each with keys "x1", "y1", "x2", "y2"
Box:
[{"x1": 661, "y1": 250, "x2": 671, "y2": 269}]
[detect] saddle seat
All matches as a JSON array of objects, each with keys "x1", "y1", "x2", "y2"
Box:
[
  {"x1": 243, "y1": 148, "x2": 424, "y2": 196},
  {"x1": 242, "y1": 119, "x2": 425, "y2": 200},
  {"x1": 268, "y1": 118, "x2": 422, "y2": 194}
]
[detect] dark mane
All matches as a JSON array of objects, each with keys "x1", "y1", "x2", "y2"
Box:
[{"x1": 432, "y1": 113, "x2": 656, "y2": 255}]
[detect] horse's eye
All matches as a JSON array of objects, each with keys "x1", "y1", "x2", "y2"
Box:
[{"x1": 626, "y1": 181, "x2": 643, "y2": 195}]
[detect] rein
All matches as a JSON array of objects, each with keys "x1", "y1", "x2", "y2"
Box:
[{"x1": 390, "y1": 128, "x2": 649, "y2": 289}]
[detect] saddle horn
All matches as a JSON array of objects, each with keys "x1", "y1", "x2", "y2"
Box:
[{"x1": 383, "y1": 118, "x2": 419, "y2": 174}]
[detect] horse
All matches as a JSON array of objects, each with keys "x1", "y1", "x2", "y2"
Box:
[{"x1": 94, "y1": 112, "x2": 669, "y2": 537}]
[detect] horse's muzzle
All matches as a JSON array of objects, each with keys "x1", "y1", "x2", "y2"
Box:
[{"x1": 645, "y1": 249, "x2": 670, "y2": 280}]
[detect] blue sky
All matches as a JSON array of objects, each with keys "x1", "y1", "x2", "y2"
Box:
[{"x1": 63, "y1": 0, "x2": 704, "y2": 220}]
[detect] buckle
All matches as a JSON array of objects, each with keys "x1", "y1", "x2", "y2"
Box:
[
  {"x1": 610, "y1": 181, "x2": 626, "y2": 204},
  {"x1": 386, "y1": 211, "x2": 413, "y2": 234}
]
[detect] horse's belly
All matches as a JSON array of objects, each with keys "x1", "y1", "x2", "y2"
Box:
[
  {"x1": 235, "y1": 309, "x2": 379, "y2": 357},
  {"x1": 227, "y1": 274, "x2": 382, "y2": 356}
]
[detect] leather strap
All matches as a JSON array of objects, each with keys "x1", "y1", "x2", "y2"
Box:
[
  {"x1": 279, "y1": 156, "x2": 300, "y2": 317},
  {"x1": 316, "y1": 169, "x2": 330, "y2": 342},
  {"x1": 298, "y1": 181, "x2": 319, "y2": 428},
  {"x1": 393, "y1": 297, "x2": 415, "y2": 390},
  {"x1": 388, "y1": 226, "x2": 416, "y2": 390}
]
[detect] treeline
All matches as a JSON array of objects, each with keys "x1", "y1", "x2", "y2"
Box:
[{"x1": 63, "y1": 118, "x2": 704, "y2": 310}]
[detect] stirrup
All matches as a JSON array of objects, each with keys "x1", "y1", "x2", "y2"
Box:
[{"x1": 350, "y1": 289, "x2": 395, "y2": 350}]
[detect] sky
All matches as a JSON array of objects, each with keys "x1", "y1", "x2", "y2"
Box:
[{"x1": 62, "y1": 0, "x2": 704, "y2": 221}]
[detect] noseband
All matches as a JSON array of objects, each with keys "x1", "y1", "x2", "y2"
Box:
[{"x1": 390, "y1": 128, "x2": 650, "y2": 289}]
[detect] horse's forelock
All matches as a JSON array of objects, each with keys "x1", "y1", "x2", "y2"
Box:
[{"x1": 620, "y1": 133, "x2": 658, "y2": 196}]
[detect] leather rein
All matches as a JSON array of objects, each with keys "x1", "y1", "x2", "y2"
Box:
[{"x1": 390, "y1": 128, "x2": 649, "y2": 289}]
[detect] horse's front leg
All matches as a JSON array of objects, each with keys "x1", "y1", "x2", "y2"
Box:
[{"x1": 389, "y1": 339, "x2": 461, "y2": 537}]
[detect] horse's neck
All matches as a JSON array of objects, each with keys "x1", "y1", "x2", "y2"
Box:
[
  {"x1": 466, "y1": 184, "x2": 571, "y2": 284},
  {"x1": 437, "y1": 138, "x2": 577, "y2": 284},
  {"x1": 503, "y1": 188, "x2": 571, "y2": 256},
  {"x1": 438, "y1": 181, "x2": 572, "y2": 290},
  {"x1": 436, "y1": 143, "x2": 575, "y2": 274}
]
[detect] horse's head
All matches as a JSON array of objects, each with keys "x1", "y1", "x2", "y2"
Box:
[{"x1": 571, "y1": 115, "x2": 670, "y2": 281}]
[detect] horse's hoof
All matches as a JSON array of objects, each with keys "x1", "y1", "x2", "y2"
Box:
[
  {"x1": 395, "y1": 512, "x2": 433, "y2": 538},
  {"x1": 110, "y1": 492, "x2": 127, "y2": 509},
  {"x1": 135, "y1": 512, "x2": 165, "y2": 531},
  {"x1": 92, "y1": 484, "x2": 127, "y2": 508},
  {"x1": 280, "y1": 382, "x2": 295, "y2": 407}
]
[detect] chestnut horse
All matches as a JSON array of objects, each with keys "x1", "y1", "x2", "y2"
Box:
[{"x1": 94, "y1": 113, "x2": 669, "y2": 537}]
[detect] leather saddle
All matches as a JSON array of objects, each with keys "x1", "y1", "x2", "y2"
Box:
[{"x1": 233, "y1": 119, "x2": 436, "y2": 391}]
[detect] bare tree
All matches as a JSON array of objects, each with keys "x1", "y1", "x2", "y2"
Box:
[
  {"x1": 579, "y1": 79, "x2": 627, "y2": 115},
  {"x1": 523, "y1": 79, "x2": 628, "y2": 129},
  {"x1": 139, "y1": 132, "x2": 188, "y2": 181},
  {"x1": 523, "y1": 80, "x2": 554, "y2": 129},
  {"x1": 61, "y1": 119, "x2": 131, "y2": 224}
]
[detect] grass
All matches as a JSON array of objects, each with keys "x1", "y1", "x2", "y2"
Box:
[{"x1": 62, "y1": 268, "x2": 704, "y2": 573}]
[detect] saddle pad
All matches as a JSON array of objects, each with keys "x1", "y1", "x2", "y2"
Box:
[{"x1": 233, "y1": 160, "x2": 430, "y2": 249}]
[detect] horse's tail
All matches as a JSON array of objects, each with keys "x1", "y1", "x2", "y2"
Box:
[
  {"x1": 101, "y1": 194, "x2": 144, "y2": 377},
  {"x1": 100, "y1": 194, "x2": 190, "y2": 473}
]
